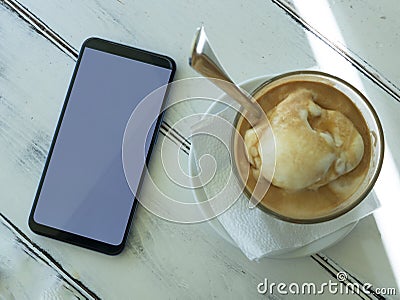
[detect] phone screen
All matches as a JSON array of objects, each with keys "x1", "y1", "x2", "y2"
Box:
[{"x1": 30, "y1": 39, "x2": 174, "y2": 253}]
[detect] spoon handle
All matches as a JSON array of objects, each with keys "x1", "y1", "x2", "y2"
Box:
[{"x1": 189, "y1": 26, "x2": 262, "y2": 119}]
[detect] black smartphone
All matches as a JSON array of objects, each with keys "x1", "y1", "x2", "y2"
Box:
[{"x1": 29, "y1": 37, "x2": 176, "y2": 255}]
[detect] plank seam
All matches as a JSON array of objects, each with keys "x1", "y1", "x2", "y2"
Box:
[
  {"x1": 1, "y1": 0, "x2": 192, "y2": 155},
  {"x1": 0, "y1": 213, "x2": 100, "y2": 300},
  {"x1": 271, "y1": 0, "x2": 400, "y2": 103}
]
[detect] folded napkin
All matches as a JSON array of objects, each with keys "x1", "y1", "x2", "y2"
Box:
[{"x1": 190, "y1": 104, "x2": 379, "y2": 260}]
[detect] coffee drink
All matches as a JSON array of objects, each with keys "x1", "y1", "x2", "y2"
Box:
[{"x1": 233, "y1": 72, "x2": 380, "y2": 222}]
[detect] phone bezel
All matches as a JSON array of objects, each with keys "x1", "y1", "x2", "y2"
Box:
[{"x1": 28, "y1": 37, "x2": 176, "y2": 255}]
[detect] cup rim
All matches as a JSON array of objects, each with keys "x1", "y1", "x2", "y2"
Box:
[{"x1": 232, "y1": 70, "x2": 385, "y2": 224}]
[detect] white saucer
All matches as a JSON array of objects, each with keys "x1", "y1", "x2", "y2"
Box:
[{"x1": 188, "y1": 75, "x2": 357, "y2": 259}]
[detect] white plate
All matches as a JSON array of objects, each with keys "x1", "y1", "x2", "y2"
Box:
[{"x1": 188, "y1": 75, "x2": 357, "y2": 259}]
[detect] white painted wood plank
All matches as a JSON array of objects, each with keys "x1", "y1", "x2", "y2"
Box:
[
  {"x1": 281, "y1": 0, "x2": 400, "y2": 90},
  {"x1": 12, "y1": 0, "x2": 319, "y2": 133},
  {"x1": 0, "y1": 5, "x2": 73, "y2": 223},
  {"x1": 0, "y1": 214, "x2": 94, "y2": 299}
]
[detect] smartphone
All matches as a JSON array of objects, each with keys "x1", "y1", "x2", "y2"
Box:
[{"x1": 29, "y1": 37, "x2": 176, "y2": 255}]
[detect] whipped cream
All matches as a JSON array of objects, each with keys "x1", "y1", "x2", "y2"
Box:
[{"x1": 244, "y1": 88, "x2": 364, "y2": 190}]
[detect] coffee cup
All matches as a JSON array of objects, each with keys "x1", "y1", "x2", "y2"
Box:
[{"x1": 232, "y1": 71, "x2": 384, "y2": 223}]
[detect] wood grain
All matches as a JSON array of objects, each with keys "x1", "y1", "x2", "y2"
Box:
[{"x1": 0, "y1": 213, "x2": 98, "y2": 299}]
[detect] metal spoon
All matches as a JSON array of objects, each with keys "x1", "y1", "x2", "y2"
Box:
[{"x1": 189, "y1": 25, "x2": 263, "y2": 120}]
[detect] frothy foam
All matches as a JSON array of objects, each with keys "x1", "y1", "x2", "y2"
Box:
[{"x1": 244, "y1": 88, "x2": 364, "y2": 191}]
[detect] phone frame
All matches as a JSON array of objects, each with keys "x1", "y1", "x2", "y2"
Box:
[{"x1": 29, "y1": 37, "x2": 176, "y2": 255}]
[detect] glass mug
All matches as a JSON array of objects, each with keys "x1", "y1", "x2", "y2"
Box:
[{"x1": 232, "y1": 71, "x2": 384, "y2": 224}]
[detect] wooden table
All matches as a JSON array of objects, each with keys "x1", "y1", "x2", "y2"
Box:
[{"x1": 1, "y1": 0, "x2": 399, "y2": 299}]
